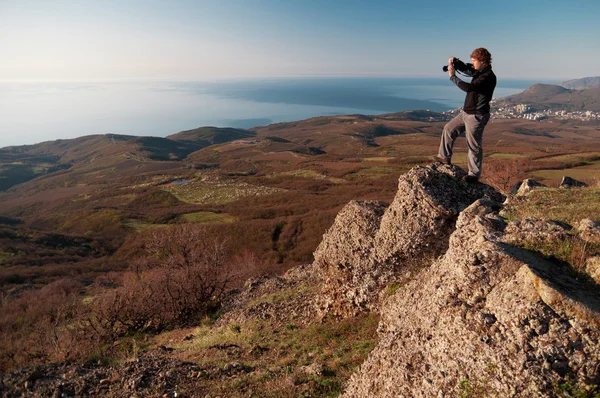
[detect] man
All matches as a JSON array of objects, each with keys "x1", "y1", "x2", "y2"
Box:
[{"x1": 436, "y1": 47, "x2": 497, "y2": 183}]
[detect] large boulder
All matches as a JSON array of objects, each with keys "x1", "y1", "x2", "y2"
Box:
[
  {"x1": 514, "y1": 178, "x2": 546, "y2": 196},
  {"x1": 313, "y1": 164, "x2": 502, "y2": 317},
  {"x1": 342, "y1": 200, "x2": 600, "y2": 397},
  {"x1": 578, "y1": 218, "x2": 600, "y2": 244},
  {"x1": 560, "y1": 176, "x2": 587, "y2": 189},
  {"x1": 586, "y1": 256, "x2": 600, "y2": 284},
  {"x1": 313, "y1": 200, "x2": 388, "y2": 317}
]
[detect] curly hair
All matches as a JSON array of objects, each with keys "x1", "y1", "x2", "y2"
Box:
[{"x1": 470, "y1": 48, "x2": 492, "y2": 67}]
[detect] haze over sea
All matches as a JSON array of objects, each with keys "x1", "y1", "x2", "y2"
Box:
[{"x1": 0, "y1": 77, "x2": 555, "y2": 148}]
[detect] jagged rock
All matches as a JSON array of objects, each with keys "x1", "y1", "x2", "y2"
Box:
[
  {"x1": 578, "y1": 218, "x2": 600, "y2": 244},
  {"x1": 560, "y1": 176, "x2": 587, "y2": 189},
  {"x1": 515, "y1": 178, "x2": 546, "y2": 196},
  {"x1": 313, "y1": 200, "x2": 388, "y2": 316},
  {"x1": 313, "y1": 164, "x2": 503, "y2": 317},
  {"x1": 586, "y1": 256, "x2": 600, "y2": 284},
  {"x1": 510, "y1": 181, "x2": 523, "y2": 195},
  {"x1": 342, "y1": 200, "x2": 600, "y2": 397},
  {"x1": 504, "y1": 218, "x2": 572, "y2": 244},
  {"x1": 1, "y1": 350, "x2": 208, "y2": 397}
]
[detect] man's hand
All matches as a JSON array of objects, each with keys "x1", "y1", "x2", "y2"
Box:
[{"x1": 448, "y1": 57, "x2": 455, "y2": 77}]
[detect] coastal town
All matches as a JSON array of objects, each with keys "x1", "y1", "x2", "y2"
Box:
[
  {"x1": 489, "y1": 103, "x2": 600, "y2": 121},
  {"x1": 441, "y1": 103, "x2": 600, "y2": 122}
]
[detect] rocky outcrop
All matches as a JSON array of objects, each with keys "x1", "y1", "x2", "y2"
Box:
[
  {"x1": 560, "y1": 176, "x2": 587, "y2": 189},
  {"x1": 0, "y1": 348, "x2": 209, "y2": 397},
  {"x1": 313, "y1": 200, "x2": 389, "y2": 317},
  {"x1": 578, "y1": 218, "x2": 600, "y2": 244},
  {"x1": 513, "y1": 178, "x2": 546, "y2": 196},
  {"x1": 341, "y1": 199, "x2": 600, "y2": 397},
  {"x1": 313, "y1": 164, "x2": 503, "y2": 317},
  {"x1": 587, "y1": 257, "x2": 600, "y2": 284},
  {"x1": 503, "y1": 218, "x2": 571, "y2": 243}
]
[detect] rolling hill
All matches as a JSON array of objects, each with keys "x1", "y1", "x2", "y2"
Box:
[
  {"x1": 495, "y1": 83, "x2": 600, "y2": 112},
  {"x1": 167, "y1": 126, "x2": 256, "y2": 146},
  {"x1": 0, "y1": 130, "x2": 258, "y2": 191}
]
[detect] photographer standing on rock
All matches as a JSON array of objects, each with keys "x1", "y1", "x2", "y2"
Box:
[{"x1": 436, "y1": 48, "x2": 496, "y2": 183}]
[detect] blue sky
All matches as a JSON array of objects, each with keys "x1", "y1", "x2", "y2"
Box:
[{"x1": 0, "y1": 0, "x2": 598, "y2": 80}]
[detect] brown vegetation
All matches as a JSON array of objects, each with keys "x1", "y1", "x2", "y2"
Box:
[
  {"x1": 0, "y1": 225, "x2": 237, "y2": 371},
  {"x1": 1, "y1": 113, "x2": 600, "y2": 377}
]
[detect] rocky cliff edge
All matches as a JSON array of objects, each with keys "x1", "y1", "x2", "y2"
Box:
[
  {"x1": 313, "y1": 164, "x2": 502, "y2": 317},
  {"x1": 313, "y1": 164, "x2": 600, "y2": 396}
]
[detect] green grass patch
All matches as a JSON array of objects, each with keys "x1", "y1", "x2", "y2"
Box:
[
  {"x1": 277, "y1": 170, "x2": 345, "y2": 184},
  {"x1": 167, "y1": 312, "x2": 379, "y2": 397},
  {"x1": 529, "y1": 159, "x2": 600, "y2": 183},
  {"x1": 0, "y1": 251, "x2": 15, "y2": 265},
  {"x1": 504, "y1": 187, "x2": 600, "y2": 226},
  {"x1": 536, "y1": 152, "x2": 600, "y2": 163},
  {"x1": 553, "y1": 379, "x2": 600, "y2": 397},
  {"x1": 152, "y1": 276, "x2": 379, "y2": 397},
  {"x1": 361, "y1": 157, "x2": 395, "y2": 163},
  {"x1": 163, "y1": 179, "x2": 283, "y2": 205},
  {"x1": 122, "y1": 218, "x2": 169, "y2": 232},
  {"x1": 504, "y1": 187, "x2": 600, "y2": 277},
  {"x1": 488, "y1": 153, "x2": 529, "y2": 159},
  {"x1": 345, "y1": 166, "x2": 410, "y2": 180},
  {"x1": 177, "y1": 211, "x2": 236, "y2": 224}
]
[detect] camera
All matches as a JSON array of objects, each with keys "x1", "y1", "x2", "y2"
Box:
[{"x1": 442, "y1": 58, "x2": 474, "y2": 74}]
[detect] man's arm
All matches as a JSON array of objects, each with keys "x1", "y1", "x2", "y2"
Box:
[
  {"x1": 447, "y1": 58, "x2": 470, "y2": 92},
  {"x1": 449, "y1": 75, "x2": 470, "y2": 92},
  {"x1": 450, "y1": 70, "x2": 494, "y2": 92}
]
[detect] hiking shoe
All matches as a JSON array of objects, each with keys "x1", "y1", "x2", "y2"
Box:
[
  {"x1": 464, "y1": 174, "x2": 479, "y2": 183},
  {"x1": 432, "y1": 155, "x2": 451, "y2": 165}
]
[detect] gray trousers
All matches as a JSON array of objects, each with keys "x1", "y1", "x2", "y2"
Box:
[{"x1": 438, "y1": 110, "x2": 490, "y2": 177}]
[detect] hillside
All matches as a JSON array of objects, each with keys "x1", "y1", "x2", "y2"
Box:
[
  {"x1": 0, "y1": 130, "x2": 255, "y2": 191},
  {"x1": 167, "y1": 126, "x2": 256, "y2": 146},
  {"x1": 495, "y1": 83, "x2": 600, "y2": 112},
  {"x1": 561, "y1": 76, "x2": 600, "y2": 90},
  {"x1": 1, "y1": 164, "x2": 599, "y2": 397}
]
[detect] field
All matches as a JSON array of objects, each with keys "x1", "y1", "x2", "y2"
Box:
[{"x1": 1, "y1": 114, "x2": 600, "y2": 378}]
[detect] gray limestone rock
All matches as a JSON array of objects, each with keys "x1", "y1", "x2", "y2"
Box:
[
  {"x1": 578, "y1": 218, "x2": 600, "y2": 244},
  {"x1": 313, "y1": 164, "x2": 503, "y2": 318},
  {"x1": 586, "y1": 256, "x2": 600, "y2": 284},
  {"x1": 515, "y1": 178, "x2": 546, "y2": 197},
  {"x1": 341, "y1": 200, "x2": 600, "y2": 397},
  {"x1": 503, "y1": 218, "x2": 572, "y2": 244},
  {"x1": 313, "y1": 199, "x2": 388, "y2": 317}
]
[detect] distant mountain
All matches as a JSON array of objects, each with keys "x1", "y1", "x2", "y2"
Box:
[
  {"x1": 560, "y1": 76, "x2": 600, "y2": 90},
  {"x1": 495, "y1": 83, "x2": 600, "y2": 112}
]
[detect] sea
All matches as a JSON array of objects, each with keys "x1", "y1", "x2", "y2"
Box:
[{"x1": 0, "y1": 77, "x2": 558, "y2": 148}]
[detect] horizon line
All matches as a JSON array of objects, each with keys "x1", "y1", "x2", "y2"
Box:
[{"x1": 0, "y1": 75, "x2": 568, "y2": 83}]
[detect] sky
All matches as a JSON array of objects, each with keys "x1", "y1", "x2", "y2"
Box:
[{"x1": 1, "y1": 0, "x2": 599, "y2": 81}]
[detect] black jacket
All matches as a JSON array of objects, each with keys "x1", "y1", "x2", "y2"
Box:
[{"x1": 450, "y1": 66, "x2": 496, "y2": 115}]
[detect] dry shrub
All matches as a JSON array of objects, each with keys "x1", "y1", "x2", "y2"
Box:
[
  {"x1": 0, "y1": 224, "x2": 244, "y2": 371},
  {"x1": 0, "y1": 279, "x2": 86, "y2": 371},
  {"x1": 483, "y1": 157, "x2": 533, "y2": 194},
  {"x1": 88, "y1": 224, "x2": 234, "y2": 340}
]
